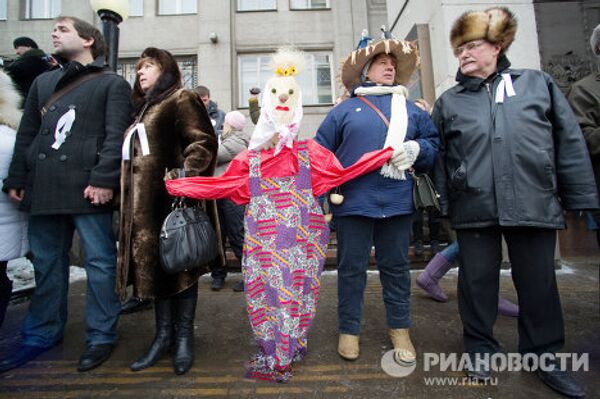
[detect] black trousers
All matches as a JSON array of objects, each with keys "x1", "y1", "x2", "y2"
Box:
[
  {"x1": 210, "y1": 199, "x2": 245, "y2": 280},
  {"x1": 412, "y1": 208, "x2": 441, "y2": 242},
  {"x1": 456, "y1": 226, "x2": 564, "y2": 356}
]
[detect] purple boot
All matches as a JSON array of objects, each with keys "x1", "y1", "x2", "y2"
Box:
[
  {"x1": 497, "y1": 297, "x2": 519, "y2": 317},
  {"x1": 416, "y1": 253, "x2": 453, "y2": 302}
]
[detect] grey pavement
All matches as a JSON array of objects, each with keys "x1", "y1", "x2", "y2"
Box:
[{"x1": 0, "y1": 257, "x2": 598, "y2": 399}]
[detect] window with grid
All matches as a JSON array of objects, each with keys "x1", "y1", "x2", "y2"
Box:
[
  {"x1": 238, "y1": 52, "x2": 333, "y2": 106},
  {"x1": 129, "y1": 0, "x2": 143, "y2": 17},
  {"x1": 237, "y1": 0, "x2": 276, "y2": 12},
  {"x1": 0, "y1": 0, "x2": 6, "y2": 20},
  {"x1": 117, "y1": 57, "x2": 198, "y2": 90},
  {"x1": 158, "y1": 0, "x2": 197, "y2": 15},
  {"x1": 290, "y1": 0, "x2": 329, "y2": 10},
  {"x1": 24, "y1": 0, "x2": 61, "y2": 19}
]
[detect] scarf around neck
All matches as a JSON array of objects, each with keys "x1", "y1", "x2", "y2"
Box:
[{"x1": 354, "y1": 84, "x2": 409, "y2": 180}]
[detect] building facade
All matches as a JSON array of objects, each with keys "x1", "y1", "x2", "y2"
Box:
[{"x1": 0, "y1": 0, "x2": 389, "y2": 137}]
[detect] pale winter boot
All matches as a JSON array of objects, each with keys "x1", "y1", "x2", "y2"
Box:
[
  {"x1": 338, "y1": 334, "x2": 360, "y2": 361},
  {"x1": 389, "y1": 328, "x2": 416, "y2": 366}
]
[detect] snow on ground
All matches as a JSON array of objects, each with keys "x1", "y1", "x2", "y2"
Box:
[
  {"x1": 7, "y1": 257, "x2": 576, "y2": 293},
  {"x1": 7, "y1": 258, "x2": 87, "y2": 292}
]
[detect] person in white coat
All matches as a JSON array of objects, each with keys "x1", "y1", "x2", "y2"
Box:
[{"x1": 0, "y1": 70, "x2": 28, "y2": 327}]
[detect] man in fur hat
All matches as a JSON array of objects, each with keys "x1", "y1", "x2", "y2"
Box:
[
  {"x1": 316, "y1": 38, "x2": 439, "y2": 365},
  {"x1": 432, "y1": 8, "x2": 597, "y2": 397}
]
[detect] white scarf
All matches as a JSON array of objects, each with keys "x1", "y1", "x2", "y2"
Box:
[
  {"x1": 248, "y1": 88, "x2": 303, "y2": 155},
  {"x1": 355, "y1": 85, "x2": 409, "y2": 180}
]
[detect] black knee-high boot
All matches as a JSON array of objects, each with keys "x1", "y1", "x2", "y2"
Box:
[
  {"x1": 0, "y1": 261, "x2": 12, "y2": 328},
  {"x1": 130, "y1": 296, "x2": 174, "y2": 371},
  {"x1": 173, "y1": 283, "x2": 198, "y2": 375}
]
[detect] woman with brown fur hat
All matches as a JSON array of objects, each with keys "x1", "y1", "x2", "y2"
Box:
[
  {"x1": 116, "y1": 47, "x2": 220, "y2": 375},
  {"x1": 432, "y1": 7, "x2": 596, "y2": 397}
]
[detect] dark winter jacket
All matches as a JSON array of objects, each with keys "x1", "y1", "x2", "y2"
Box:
[
  {"x1": 3, "y1": 57, "x2": 133, "y2": 215},
  {"x1": 432, "y1": 56, "x2": 598, "y2": 229},
  {"x1": 206, "y1": 100, "x2": 225, "y2": 134},
  {"x1": 4, "y1": 48, "x2": 51, "y2": 106},
  {"x1": 315, "y1": 84, "x2": 439, "y2": 218},
  {"x1": 568, "y1": 72, "x2": 600, "y2": 223}
]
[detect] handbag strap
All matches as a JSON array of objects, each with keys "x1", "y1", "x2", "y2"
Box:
[
  {"x1": 40, "y1": 70, "x2": 114, "y2": 116},
  {"x1": 358, "y1": 96, "x2": 390, "y2": 127}
]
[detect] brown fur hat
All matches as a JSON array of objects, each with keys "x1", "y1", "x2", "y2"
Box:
[{"x1": 450, "y1": 7, "x2": 517, "y2": 53}]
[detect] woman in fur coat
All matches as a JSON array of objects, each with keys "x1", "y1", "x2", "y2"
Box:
[
  {"x1": 0, "y1": 70, "x2": 28, "y2": 327},
  {"x1": 116, "y1": 47, "x2": 220, "y2": 375}
]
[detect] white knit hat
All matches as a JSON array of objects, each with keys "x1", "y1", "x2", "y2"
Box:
[{"x1": 224, "y1": 110, "x2": 246, "y2": 131}]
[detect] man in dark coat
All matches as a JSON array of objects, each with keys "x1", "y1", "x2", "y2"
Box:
[
  {"x1": 568, "y1": 23, "x2": 600, "y2": 232},
  {"x1": 193, "y1": 85, "x2": 230, "y2": 290},
  {"x1": 4, "y1": 37, "x2": 52, "y2": 107},
  {"x1": 1, "y1": 16, "x2": 132, "y2": 373},
  {"x1": 432, "y1": 8, "x2": 597, "y2": 398},
  {"x1": 194, "y1": 85, "x2": 225, "y2": 134}
]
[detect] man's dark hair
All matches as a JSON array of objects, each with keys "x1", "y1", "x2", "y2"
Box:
[
  {"x1": 55, "y1": 16, "x2": 107, "y2": 59},
  {"x1": 194, "y1": 85, "x2": 210, "y2": 97}
]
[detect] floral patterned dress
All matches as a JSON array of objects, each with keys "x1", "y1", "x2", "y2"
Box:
[
  {"x1": 243, "y1": 141, "x2": 329, "y2": 382},
  {"x1": 165, "y1": 139, "x2": 394, "y2": 382}
]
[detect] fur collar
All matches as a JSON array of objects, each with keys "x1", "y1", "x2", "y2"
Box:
[{"x1": 0, "y1": 71, "x2": 23, "y2": 129}]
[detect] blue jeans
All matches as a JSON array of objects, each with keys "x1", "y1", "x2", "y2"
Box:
[
  {"x1": 441, "y1": 241, "x2": 460, "y2": 263},
  {"x1": 22, "y1": 213, "x2": 120, "y2": 348},
  {"x1": 336, "y1": 214, "x2": 412, "y2": 335}
]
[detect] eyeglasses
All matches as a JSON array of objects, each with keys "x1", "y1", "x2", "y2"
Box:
[{"x1": 453, "y1": 40, "x2": 486, "y2": 57}]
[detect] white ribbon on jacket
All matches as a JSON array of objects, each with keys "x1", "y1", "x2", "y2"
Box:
[
  {"x1": 122, "y1": 123, "x2": 151, "y2": 160},
  {"x1": 495, "y1": 73, "x2": 516, "y2": 103},
  {"x1": 51, "y1": 109, "x2": 75, "y2": 150},
  {"x1": 355, "y1": 85, "x2": 409, "y2": 180}
]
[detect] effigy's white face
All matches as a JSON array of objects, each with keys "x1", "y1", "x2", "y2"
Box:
[{"x1": 266, "y1": 76, "x2": 300, "y2": 125}]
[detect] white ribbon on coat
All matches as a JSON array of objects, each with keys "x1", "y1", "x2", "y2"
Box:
[
  {"x1": 495, "y1": 73, "x2": 516, "y2": 103},
  {"x1": 122, "y1": 123, "x2": 151, "y2": 160},
  {"x1": 51, "y1": 109, "x2": 76, "y2": 150}
]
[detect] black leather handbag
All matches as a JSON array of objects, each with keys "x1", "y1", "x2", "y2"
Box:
[
  {"x1": 412, "y1": 172, "x2": 440, "y2": 212},
  {"x1": 159, "y1": 194, "x2": 218, "y2": 274}
]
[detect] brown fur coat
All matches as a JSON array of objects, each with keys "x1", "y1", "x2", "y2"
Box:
[{"x1": 116, "y1": 88, "x2": 222, "y2": 299}]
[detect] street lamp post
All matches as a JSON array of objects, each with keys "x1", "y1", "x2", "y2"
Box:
[{"x1": 90, "y1": 0, "x2": 129, "y2": 72}]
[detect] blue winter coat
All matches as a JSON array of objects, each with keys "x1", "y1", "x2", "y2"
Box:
[{"x1": 315, "y1": 86, "x2": 439, "y2": 218}]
